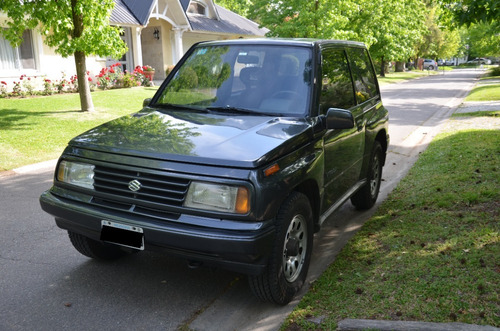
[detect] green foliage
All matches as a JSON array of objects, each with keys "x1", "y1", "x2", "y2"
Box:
[
  {"x1": 215, "y1": 0, "x2": 253, "y2": 17},
  {"x1": 416, "y1": 5, "x2": 462, "y2": 59},
  {"x1": 248, "y1": 0, "x2": 356, "y2": 39},
  {"x1": 248, "y1": 0, "x2": 427, "y2": 64},
  {"x1": 443, "y1": 0, "x2": 500, "y2": 26},
  {"x1": 0, "y1": 0, "x2": 127, "y2": 59},
  {"x1": 465, "y1": 22, "x2": 500, "y2": 58}
]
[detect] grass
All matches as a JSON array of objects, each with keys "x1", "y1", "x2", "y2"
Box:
[
  {"x1": 465, "y1": 78, "x2": 500, "y2": 102},
  {"x1": 0, "y1": 87, "x2": 158, "y2": 171},
  {"x1": 283, "y1": 112, "x2": 500, "y2": 330}
]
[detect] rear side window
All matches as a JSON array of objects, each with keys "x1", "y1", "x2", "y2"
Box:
[
  {"x1": 347, "y1": 48, "x2": 378, "y2": 103},
  {"x1": 319, "y1": 49, "x2": 356, "y2": 114}
]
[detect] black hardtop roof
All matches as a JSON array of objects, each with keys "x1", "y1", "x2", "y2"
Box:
[{"x1": 197, "y1": 38, "x2": 366, "y2": 49}]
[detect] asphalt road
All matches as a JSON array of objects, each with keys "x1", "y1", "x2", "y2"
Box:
[{"x1": 0, "y1": 68, "x2": 484, "y2": 331}]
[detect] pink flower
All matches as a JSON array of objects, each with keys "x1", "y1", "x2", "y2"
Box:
[
  {"x1": 88, "y1": 77, "x2": 92, "y2": 82},
  {"x1": 1, "y1": 81, "x2": 6, "y2": 85}
]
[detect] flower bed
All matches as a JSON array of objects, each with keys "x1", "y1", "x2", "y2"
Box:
[{"x1": 0, "y1": 63, "x2": 155, "y2": 98}]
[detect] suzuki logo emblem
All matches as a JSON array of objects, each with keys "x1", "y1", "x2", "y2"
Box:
[{"x1": 128, "y1": 179, "x2": 142, "y2": 192}]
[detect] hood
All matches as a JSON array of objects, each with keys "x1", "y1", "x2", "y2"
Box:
[{"x1": 69, "y1": 108, "x2": 313, "y2": 168}]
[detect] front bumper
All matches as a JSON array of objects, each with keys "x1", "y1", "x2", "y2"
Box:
[{"x1": 40, "y1": 190, "x2": 275, "y2": 275}]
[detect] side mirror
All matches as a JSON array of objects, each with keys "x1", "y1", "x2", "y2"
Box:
[
  {"x1": 325, "y1": 108, "x2": 355, "y2": 130},
  {"x1": 143, "y1": 98, "x2": 152, "y2": 108}
]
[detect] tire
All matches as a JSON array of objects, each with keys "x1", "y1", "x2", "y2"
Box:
[
  {"x1": 428, "y1": 65, "x2": 434, "y2": 70},
  {"x1": 351, "y1": 141, "x2": 383, "y2": 210},
  {"x1": 68, "y1": 231, "x2": 129, "y2": 260},
  {"x1": 248, "y1": 192, "x2": 313, "y2": 305}
]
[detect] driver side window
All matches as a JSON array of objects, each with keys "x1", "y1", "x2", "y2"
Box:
[{"x1": 319, "y1": 49, "x2": 356, "y2": 115}]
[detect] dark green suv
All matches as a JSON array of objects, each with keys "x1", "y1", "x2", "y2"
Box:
[{"x1": 40, "y1": 39, "x2": 389, "y2": 305}]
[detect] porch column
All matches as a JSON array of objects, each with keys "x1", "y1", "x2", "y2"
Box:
[
  {"x1": 173, "y1": 27, "x2": 185, "y2": 64},
  {"x1": 134, "y1": 27, "x2": 143, "y2": 67}
]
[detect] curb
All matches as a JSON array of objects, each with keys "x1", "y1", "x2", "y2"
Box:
[
  {"x1": 0, "y1": 159, "x2": 57, "y2": 178},
  {"x1": 337, "y1": 319, "x2": 500, "y2": 331}
]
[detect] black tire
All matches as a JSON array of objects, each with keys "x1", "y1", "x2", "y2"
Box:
[
  {"x1": 248, "y1": 192, "x2": 313, "y2": 305},
  {"x1": 68, "y1": 231, "x2": 129, "y2": 260},
  {"x1": 351, "y1": 141, "x2": 383, "y2": 210},
  {"x1": 428, "y1": 65, "x2": 434, "y2": 70}
]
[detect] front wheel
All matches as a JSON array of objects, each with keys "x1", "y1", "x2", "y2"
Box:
[
  {"x1": 248, "y1": 192, "x2": 313, "y2": 305},
  {"x1": 351, "y1": 141, "x2": 383, "y2": 210},
  {"x1": 68, "y1": 231, "x2": 130, "y2": 260}
]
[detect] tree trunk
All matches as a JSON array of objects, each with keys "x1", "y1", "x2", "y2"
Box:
[
  {"x1": 395, "y1": 61, "x2": 405, "y2": 72},
  {"x1": 74, "y1": 51, "x2": 94, "y2": 112},
  {"x1": 380, "y1": 56, "x2": 386, "y2": 77},
  {"x1": 71, "y1": 0, "x2": 94, "y2": 112}
]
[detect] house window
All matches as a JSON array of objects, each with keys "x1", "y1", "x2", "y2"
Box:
[
  {"x1": 0, "y1": 29, "x2": 36, "y2": 71},
  {"x1": 188, "y1": 2, "x2": 207, "y2": 16}
]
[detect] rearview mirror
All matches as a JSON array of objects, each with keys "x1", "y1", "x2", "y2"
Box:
[
  {"x1": 325, "y1": 108, "x2": 355, "y2": 130},
  {"x1": 143, "y1": 98, "x2": 152, "y2": 107}
]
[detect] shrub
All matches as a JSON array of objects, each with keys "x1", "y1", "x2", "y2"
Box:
[
  {"x1": 490, "y1": 66, "x2": 500, "y2": 77},
  {"x1": 0, "y1": 81, "x2": 7, "y2": 98},
  {"x1": 43, "y1": 79, "x2": 54, "y2": 95},
  {"x1": 20, "y1": 74, "x2": 36, "y2": 96}
]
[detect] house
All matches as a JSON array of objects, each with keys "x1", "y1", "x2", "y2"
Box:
[{"x1": 0, "y1": 0, "x2": 268, "y2": 84}]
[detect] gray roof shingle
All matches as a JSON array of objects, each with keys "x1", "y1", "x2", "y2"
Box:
[{"x1": 110, "y1": 0, "x2": 141, "y2": 25}]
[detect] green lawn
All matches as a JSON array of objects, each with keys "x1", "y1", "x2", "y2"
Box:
[
  {"x1": 0, "y1": 87, "x2": 158, "y2": 171},
  {"x1": 284, "y1": 112, "x2": 500, "y2": 329},
  {"x1": 465, "y1": 82, "x2": 500, "y2": 102}
]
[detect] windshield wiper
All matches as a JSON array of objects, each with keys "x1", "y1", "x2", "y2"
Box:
[
  {"x1": 206, "y1": 106, "x2": 265, "y2": 115},
  {"x1": 154, "y1": 103, "x2": 207, "y2": 112}
]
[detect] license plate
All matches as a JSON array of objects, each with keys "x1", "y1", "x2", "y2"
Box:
[{"x1": 100, "y1": 220, "x2": 144, "y2": 250}]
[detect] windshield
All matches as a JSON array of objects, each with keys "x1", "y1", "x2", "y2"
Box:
[{"x1": 155, "y1": 44, "x2": 313, "y2": 116}]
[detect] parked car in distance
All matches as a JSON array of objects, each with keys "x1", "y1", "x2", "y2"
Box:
[
  {"x1": 423, "y1": 59, "x2": 438, "y2": 70},
  {"x1": 467, "y1": 58, "x2": 491, "y2": 65},
  {"x1": 40, "y1": 38, "x2": 389, "y2": 305},
  {"x1": 439, "y1": 59, "x2": 455, "y2": 66}
]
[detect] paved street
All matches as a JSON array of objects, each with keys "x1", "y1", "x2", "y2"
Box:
[{"x1": 0, "y1": 68, "x2": 485, "y2": 331}]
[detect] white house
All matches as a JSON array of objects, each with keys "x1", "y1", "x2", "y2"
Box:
[{"x1": 0, "y1": 0, "x2": 268, "y2": 84}]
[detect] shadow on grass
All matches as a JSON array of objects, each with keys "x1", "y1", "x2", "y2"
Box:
[{"x1": 0, "y1": 108, "x2": 83, "y2": 130}]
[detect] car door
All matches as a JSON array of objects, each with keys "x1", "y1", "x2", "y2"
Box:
[
  {"x1": 320, "y1": 46, "x2": 364, "y2": 210},
  {"x1": 346, "y1": 46, "x2": 382, "y2": 180}
]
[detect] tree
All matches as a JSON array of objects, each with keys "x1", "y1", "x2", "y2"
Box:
[
  {"x1": 215, "y1": 0, "x2": 253, "y2": 17},
  {"x1": 248, "y1": 0, "x2": 358, "y2": 39},
  {"x1": 465, "y1": 22, "x2": 500, "y2": 58},
  {"x1": 444, "y1": 0, "x2": 500, "y2": 26},
  {"x1": 349, "y1": 0, "x2": 427, "y2": 76},
  {"x1": 0, "y1": 0, "x2": 127, "y2": 112},
  {"x1": 248, "y1": 0, "x2": 428, "y2": 76}
]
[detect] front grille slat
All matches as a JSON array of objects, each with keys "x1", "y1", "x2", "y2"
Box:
[{"x1": 89, "y1": 165, "x2": 191, "y2": 221}]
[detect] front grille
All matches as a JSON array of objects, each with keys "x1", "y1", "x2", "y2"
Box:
[{"x1": 90, "y1": 165, "x2": 191, "y2": 221}]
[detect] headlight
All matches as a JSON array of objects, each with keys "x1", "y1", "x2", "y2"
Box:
[
  {"x1": 184, "y1": 182, "x2": 250, "y2": 214},
  {"x1": 57, "y1": 161, "x2": 95, "y2": 189}
]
